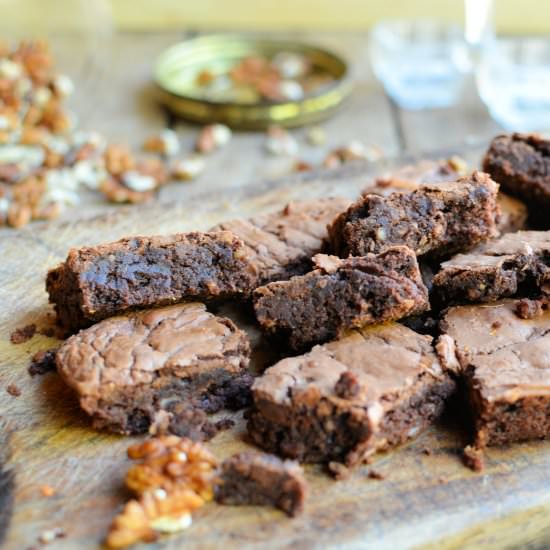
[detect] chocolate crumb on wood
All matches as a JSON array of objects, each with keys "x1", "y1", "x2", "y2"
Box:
[
  {"x1": 6, "y1": 384, "x2": 21, "y2": 397},
  {"x1": 215, "y1": 452, "x2": 307, "y2": 517},
  {"x1": 28, "y1": 348, "x2": 58, "y2": 376},
  {"x1": 463, "y1": 445, "x2": 485, "y2": 472},
  {"x1": 10, "y1": 323, "x2": 36, "y2": 344}
]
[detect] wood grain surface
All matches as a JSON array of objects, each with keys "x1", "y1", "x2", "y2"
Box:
[{"x1": 2, "y1": 151, "x2": 550, "y2": 550}]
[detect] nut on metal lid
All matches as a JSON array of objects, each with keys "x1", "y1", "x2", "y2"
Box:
[{"x1": 154, "y1": 34, "x2": 352, "y2": 129}]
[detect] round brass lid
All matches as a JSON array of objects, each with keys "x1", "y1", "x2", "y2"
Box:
[{"x1": 154, "y1": 34, "x2": 352, "y2": 129}]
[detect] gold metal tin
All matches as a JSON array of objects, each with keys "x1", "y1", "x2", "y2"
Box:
[{"x1": 154, "y1": 34, "x2": 352, "y2": 129}]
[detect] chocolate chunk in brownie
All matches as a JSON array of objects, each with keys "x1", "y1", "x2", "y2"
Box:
[
  {"x1": 55, "y1": 303, "x2": 251, "y2": 435},
  {"x1": 46, "y1": 231, "x2": 257, "y2": 331},
  {"x1": 328, "y1": 172, "x2": 500, "y2": 258},
  {"x1": 211, "y1": 198, "x2": 350, "y2": 286},
  {"x1": 365, "y1": 158, "x2": 526, "y2": 235},
  {"x1": 439, "y1": 300, "x2": 550, "y2": 447},
  {"x1": 432, "y1": 231, "x2": 550, "y2": 306},
  {"x1": 247, "y1": 323, "x2": 455, "y2": 465},
  {"x1": 253, "y1": 246, "x2": 429, "y2": 350},
  {"x1": 483, "y1": 133, "x2": 550, "y2": 226},
  {"x1": 215, "y1": 452, "x2": 306, "y2": 516}
]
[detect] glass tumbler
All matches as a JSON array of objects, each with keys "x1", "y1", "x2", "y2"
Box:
[
  {"x1": 369, "y1": 19, "x2": 470, "y2": 110},
  {"x1": 476, "y1": 38, "x2": 550, "y2": 132}
]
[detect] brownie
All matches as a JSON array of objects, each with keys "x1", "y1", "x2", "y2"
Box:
[
  {"x1": 253, "y1": 246, "x2": 429, "y2": 351},
  {"x1": 215, "y1": 452, "x2": 306, "y2": 516},
  {"x1": 483, "y1": 133, "x2": 550, "y2": 225},
  {"x1": 328, "y1": 172, "x2": 500, "y2": 258},
  {"x1": 438, "y1": 300, "x2": 550, "y2": 447},
  {"x1": 247, "y1": 323, "x2": 456, "y2": 465},
  {"x1": 55, "y1": 302, "x2": 251, "y2": 435},
  {"x1": 365, "y1": 158, "x2": 527, "y2": 234},
  {"x1": 433, "y1": 230, "x2": 550, "y2": 306},
  {"x1": 211, "y1": 198, "x2": 350, "y2": 286},
  {"x1": 46, "y1": 231, "x2": 257, "y2": 331}
]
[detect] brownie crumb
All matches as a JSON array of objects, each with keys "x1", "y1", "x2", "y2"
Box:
[
  {"x1": 367, "y1": 469, "x2": 385, "y2": 480},
  {"x1": 327, "y1": 461, "x2": 350, "y2": 480},
  {"x1": 421, "y1": 447, "x2": 433, "y2": 456},
  {"x1": 491, "y1": 320, "x2": 502, "y2": 329},
  {"x1": 10, "y1": 323, "x2": 36, "y2": 344},
  {"x1": 6, "y1": 384, "x2": 21, "y2": 397},
  {"x1": 215, "y1": 452, "x2": 306, "y2": 516},
  {"x1": 334, "y1": 371, "x2": 361, "y2": 399},
  {"x1": 40, "y1": 485, "x2": 55, "y2": 497},
  {"x1": 28, "y1": 348, "x2": 58, "y2": 376},
  {"x1": 214, "y1": 418, "x2": 235, "y2": 432},
  {"x1": 463, "y1": 445, "x2": 485, "y2": 472},
  {"x1": 514, "y1": 298, "x2": 546, "y2": 320}
]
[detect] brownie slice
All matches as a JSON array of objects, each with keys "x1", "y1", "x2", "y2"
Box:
[
  {"x1": 328, "y1": 172, "x2": 500, "y2": 258},
  {"x1": 215, "y1": 452, "x2": 306, "y2": 516},
  {"x1": 55, "y1": 302, "x2": 251, "y2": 435},
  {"x1": 433, "y1": 230, "x2": 550, "y2": 306},
  {"x1": 483, "y1": 133, "x2": 550, "y2": 226},
  {"x1": 211, "y1": 198, "x2": 350, "y2": 286},
  {"x1": 253, "y1": 246, "x2": 429, "y2": 351},
  {"x1": 365, "y1": 158, "x2": 527, "y2": 234},
  {"x1": 46, "y1": 231, "x2": 257, "y2": 331},
  {"x1": 439, "y1": 300, "x2": 550, "y2": 447},
  {"x1": 248, "y1": 323, "x2": 456, "y2": 465}
]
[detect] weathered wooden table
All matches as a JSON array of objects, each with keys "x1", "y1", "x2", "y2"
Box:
[{"x1": 3, "y1": 31, "x2": 550, "y2": 550}]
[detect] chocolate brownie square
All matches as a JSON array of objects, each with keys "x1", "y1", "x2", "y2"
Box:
[
  {"x1": 366, "y1": 158, "x2": 526, "y2": 234},
  {"x1": 433, "y1": 231, "x2": 550, "y2": 306},
  {"x1": 248, "y1": 323, "x2": 455, "y2": 465},
  {"x1": 211, "y1": 198, "x2": 350, "y2": 286},
  {"x1": 483, "y1": 133, "x2": 550, "y2": 226},
  {"x1": 439, "y1": 300, "x2": 550, "y2": 447},
  {"x1": 46, "y1": 231, "x2": 257, "y2": 331},
  {"x1": 215, "y1": 452, "x2": 306, "y2": 516},
  {"x1": 328, "y1": 172, "x2": 500, "y2": 258},
  {"x1": 253, "y1": 246, "x2": 429, "y2": 351},
  {"x1": 56, "y1": 303, "x2": 251, "y2": 435}
]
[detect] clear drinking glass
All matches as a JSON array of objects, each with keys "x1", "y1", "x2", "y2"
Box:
[
  {"x1": 369, "y1": 19, "x2": 470, "y2": 110},
  {"x1": 476, "y1": 38, "x2": 550, "y2": 132}
]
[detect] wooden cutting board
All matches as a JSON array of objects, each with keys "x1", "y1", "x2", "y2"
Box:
[{"x1": 1, "y1": 154, "x2": 550, "y2": 550}]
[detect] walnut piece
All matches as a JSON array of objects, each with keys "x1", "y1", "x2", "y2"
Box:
[{"x1": 106, "y1": 436, "x2": 219, "y2": 549}]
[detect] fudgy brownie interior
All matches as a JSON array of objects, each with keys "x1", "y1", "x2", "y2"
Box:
[{"x1": 253, "y1": 246, "x2": 429, "y2": 350}]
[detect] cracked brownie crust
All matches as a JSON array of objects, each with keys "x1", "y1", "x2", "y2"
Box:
[
  {"x1": 56, "y1": 302, "x2": 251, "y2": 435},
  {"x1": 328, "y1": 172, "x2": 500, "y2": 258},
  {"x1": 439, "y1": 301, "x2": 550, "y2": 447},
  {"x1": 47, "y1": 231, "x2": 257, "y2": 331},
  {"x1": 253, "y1": 246, "x2": 429, "y2": 351},
  {"x1": 433, "y1": 231, "x2": 550, "y2": 306},
  {"x1": 211, "y1": 198, "x2": 350, "y2": 286},
  {"x1": 215, "y1": 452, "x2": 306, "y2": 516},
  {"x1": 247, "y1": 323, "x2": 455, "y2": 465}
]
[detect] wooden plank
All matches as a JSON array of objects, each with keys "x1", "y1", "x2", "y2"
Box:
[{"x1": 2, "y1": 151, "x2": 550, "y2": 550}]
